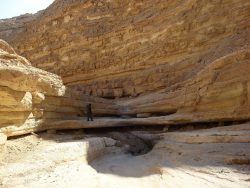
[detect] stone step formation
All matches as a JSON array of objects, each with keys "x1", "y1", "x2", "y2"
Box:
[
  {"x1": 0, "y1": 0, "x2": 249, "y2": 187},
  {"x1": 0, "y1": 39, "x2": 250, "y2": 137}
]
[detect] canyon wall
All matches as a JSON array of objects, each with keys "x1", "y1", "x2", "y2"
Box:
[
  {"x1": 0, "y1": 40, "x2": 119, "y2": 137},
  {"x1": 118, "y1": 49, "x2": 250, "y2": 122},
  {"x1": 0, "y1": 0, "x2": 250, "y2": 134},
  {"x1": 0, "y1": 0, "x2": 249, "y2": 99}
]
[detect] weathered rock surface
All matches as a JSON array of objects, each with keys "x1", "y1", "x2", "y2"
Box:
[
  {"x1": 0, "y1": 1, "x2": 249, "y2": 187},
  {"x1": 0, "y1": 0, "x2": 250, "y2": 136},
  {"x1": 1, "y1": 124, "x2": 249, "y2": 188},
  {"x1": 0, "y1": 0, "x2": 249, "y2": 99},
  {"x1": 0, "y1": 40, "x2": 119, "y2": 137},
  {"x1": 0, "y1": 0, "x2": 249, "y2": 126},
  {"x1": 117, "y1": 49, "x2": 250, "y2": 122}
]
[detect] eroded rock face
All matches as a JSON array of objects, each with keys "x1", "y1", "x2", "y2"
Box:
[
  {"x1": 0, "y1": 40, "x2": 66, "y2": 136},
  {"x1": 117, "y1": 49, "x2": 250, "y2": 122},
  {"x1": 0, "y1": 0, "x2": 249, "y2": 99},
  {"x1": 0, "y1": 40, "x2": 65, "y2": 96},
  {"x1": 0, "y1": 40, "x2": 119, "y2": 137},
  {"x1": 0, "y1": 0, "x2": 250, "y2": 134}
]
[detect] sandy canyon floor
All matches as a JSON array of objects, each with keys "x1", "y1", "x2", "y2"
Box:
[{"x1": 1, "y1": 123, "x2": 250, "y2": 188}]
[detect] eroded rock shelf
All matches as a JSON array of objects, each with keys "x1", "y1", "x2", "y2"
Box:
[{"x1": 0, "y1": 0, "x2": 249, "y2": 187}]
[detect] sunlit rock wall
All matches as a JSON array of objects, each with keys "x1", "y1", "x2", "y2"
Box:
[
  {"x1": 0, "y1": 0, "x2": 249, "y2": 99},
  {"x1": 0, "y1": 40, "x2": 119, "y2": 137}
]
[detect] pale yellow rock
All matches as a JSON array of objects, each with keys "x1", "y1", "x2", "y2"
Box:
[
  {"x1": 0, "y1": 41, "x2": 65, "y2": 96},
  {"x1": 0, "y1": 1, "x2": 249, "y2": 187},
  {"x1": 0, "y1": 40, "x2": 120, "y2": 137},
  {"x1": 0, "y1": 125, "x2": 249, "y2": 188},
  {"x1": 0, "y1": 39, "x2": 15, "y2": 54},
  {"x1": 0, "y1": 133, "x2": 7, "y2": 161},
  {"x1": 0, "y1": 0, "x2": 249, "y2": 100},
  {"x1": 0, "y1": 133, "x2": 7, "y2": 144},
  {"x1": 32, "y1": 92, "x2": 45, "y2": 104},
  {"x1": 0, "y1": 0, "x2": 250, "y2": 137}
]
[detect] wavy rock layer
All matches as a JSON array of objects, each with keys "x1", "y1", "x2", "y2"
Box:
[
  {"x1": 0, "y1": 40, "x2": 118, "y2": 137},
  {"x1": 0, "y1": 0, "x2": 249, "y2": 99},
  {"x1": 117, "y1": 49, "x2": 250, "y2": 123},
  {"x1": 0, "y1": 0, "x2": 250, "y2": 135}
]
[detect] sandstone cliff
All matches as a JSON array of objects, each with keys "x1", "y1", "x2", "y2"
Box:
[
  {"x1": 0, "y1": 40, "x2": 119, "y2": 137},
  {"x1": 0, "y1": 0, "x2": 249, "y2": 99},
  {"x1": 0, "y1": 0, "x2": 250, "y2": 136},
  {"x1": 0, "y1": 2, "x2": 250, "y2": 187},
  {"x1": 118, "y1": 49, "x2": 250, "y2": 122}
]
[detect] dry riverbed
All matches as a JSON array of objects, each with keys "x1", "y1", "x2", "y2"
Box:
[{"x1": 0, "y1": 124, "x2": 250, "y2": 188}]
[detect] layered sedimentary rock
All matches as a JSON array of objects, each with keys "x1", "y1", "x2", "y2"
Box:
[
  {"x1": 118, "y1": 49, "x2": 250, "y2": 122},
  {"x1": 0, "y1": 1, "x2": 249, "y2": 187},
  {"x1": 0, "y1": 0, "x2": 250, "y2": 135},
  {"x1": 0, "y1": 40, "x2": 119, "y2": 137},
  {"x1": 0, "y1": 13, "x2": 37, "y2": 41},
  {"x1": 0, "y1": 0, "x2": 249, "y2": 98}
]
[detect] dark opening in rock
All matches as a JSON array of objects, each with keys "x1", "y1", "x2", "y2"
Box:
[{"x1": 107, "y1": 132, "x2": 154, "y2": 156}]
